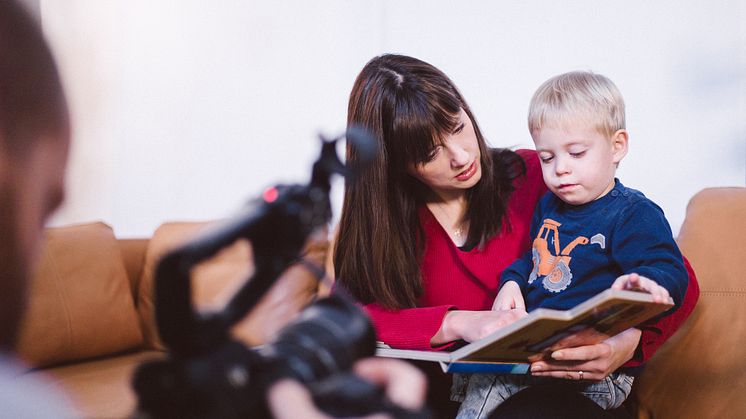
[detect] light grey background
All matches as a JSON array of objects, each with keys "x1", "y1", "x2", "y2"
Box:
[{"x1": 39, "y1": 1, "x2": 745, "y2": 237}]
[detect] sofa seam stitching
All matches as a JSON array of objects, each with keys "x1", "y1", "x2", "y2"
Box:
[
  {"x1": 700, "y1": 291, "x2": 746, "y2": 296},
  {"x1": 47, "y1": 242, "x2": 75, "y2": 356}
]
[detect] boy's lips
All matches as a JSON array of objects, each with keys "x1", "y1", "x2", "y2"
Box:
[
  {"x1": 557, "y1": 183, "x2": 578, "y2": 191},
  {"x1": 455, "y1": 160, "x2": 477, "y2": 181}
]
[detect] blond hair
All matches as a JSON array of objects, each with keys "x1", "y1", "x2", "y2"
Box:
[{"x1": 528, "y1": 71, "x2": 625, "y2": 138}]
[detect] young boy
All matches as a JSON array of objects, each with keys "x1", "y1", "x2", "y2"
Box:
[{"x1": 456, "y1": 71, "x2": 689, "y2": 418}]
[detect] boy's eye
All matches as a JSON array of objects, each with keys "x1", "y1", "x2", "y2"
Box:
[
  {"x1": 569, "y1": 150, "x2": 586, "y2": 158},
  {"x1": 539, "y1": 155, "x2": 554, "y2": 163}
]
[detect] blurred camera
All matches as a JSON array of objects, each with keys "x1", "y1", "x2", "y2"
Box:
[
  {"x1": 133, "y1": 293, "x2": 377, "y2": 419},
  {"x1": 131, "y1": 131, "x2": 427, "y2": 418}
]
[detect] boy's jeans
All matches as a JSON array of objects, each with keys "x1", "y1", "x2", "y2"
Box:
[{"x1": 452, "y1": 372, "x2": 634, "y2": 419}]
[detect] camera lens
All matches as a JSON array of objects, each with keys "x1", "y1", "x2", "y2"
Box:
[{"x1": 258, "y1": 294, "x2": 376, "y2": 384}]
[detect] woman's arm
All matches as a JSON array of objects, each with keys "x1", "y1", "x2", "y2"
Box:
[
  {"x1": 366, "y1": 303, "x2": 527, "y2": 350},
  {"x1": 432, "y1": 309, "x2": 527, "y2": 346},
  {"x1": 529, "y1": 327, "x2": 641, "y2": 380}
]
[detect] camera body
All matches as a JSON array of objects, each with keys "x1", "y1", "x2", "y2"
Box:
[
  {"x1": 133, "y1": 294, "x2": 377, "y2": 419},
  {"x1": 132, "y1": 131, "x2": 425, "y2": 418}
]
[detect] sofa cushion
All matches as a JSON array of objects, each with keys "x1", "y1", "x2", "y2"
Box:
[
  {"x1": 137, "y1": 222, "x2": 208, "y2": 350},
  {"x1": 15, "y1": 222, "x2": 143, "y2": 368},
  {"x1": 21, "y1": 350, "x2": 164, "y2": 419},
  {"x1": 137, "y1": 221, "x2": 323, "y2": 350},
  {"x1": 633, "y1": 187, "x2": 746, "y2": 418}
]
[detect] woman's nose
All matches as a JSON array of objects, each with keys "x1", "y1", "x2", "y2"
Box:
[{"x1": 447, "y1": 143, "x2": 470, "y2": 168}]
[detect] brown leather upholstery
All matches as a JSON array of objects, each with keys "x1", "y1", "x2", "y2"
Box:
[
  {"x1": 16, "y1": 222, "x2": 143, "y2": 368},
  {"x1": 136, "y1": 221, "x2": 212, "y2": 350},
  {"x1": 22, "y1": 351, "x2": 164, "y2": 419},
  {"x1": 18, "y1": 220, "x2": 326, "y2": 418},
  {"x1": 632, "y1": 187, "x2": 746, "y2": 418},
  {"x1": 118, "y1": 238, "x2": 148, "y2": 304}
]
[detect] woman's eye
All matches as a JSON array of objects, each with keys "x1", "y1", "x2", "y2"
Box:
[
  {"x1": 453, "y1": 123, "x2": 465, "y2": 134},
  {"x1": 425, "y1": 147, "x2": 440, "y2": 161}
]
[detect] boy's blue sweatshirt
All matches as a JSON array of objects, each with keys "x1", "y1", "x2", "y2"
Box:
[{"x1": 502, "y1": 179, "x2": 688, "y2": 312}]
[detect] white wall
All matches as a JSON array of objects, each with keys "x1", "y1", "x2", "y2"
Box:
[{"x1": 41, "y1": 1, "x2": 745, "y2": 237}]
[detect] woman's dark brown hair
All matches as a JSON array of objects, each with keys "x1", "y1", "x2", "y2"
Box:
[{"x1": 334, "y1": 54, "x2": 524, "y2": 309}]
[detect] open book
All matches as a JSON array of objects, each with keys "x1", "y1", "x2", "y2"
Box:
[{"x1": 376, "y1": 289, "x2": 673, "y2": 373}]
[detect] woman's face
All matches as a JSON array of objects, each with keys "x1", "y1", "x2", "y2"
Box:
[{"x1": 408, "y1": 109, "x2": 482, "y2": 200}]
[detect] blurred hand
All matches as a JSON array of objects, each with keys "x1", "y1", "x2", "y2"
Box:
[{"x1": 267, "y1": 357, "x2": 426, "y2": 419}]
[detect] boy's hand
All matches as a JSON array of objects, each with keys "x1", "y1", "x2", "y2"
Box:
[
  {"x1": 611, "y1": 273, "x2": 671, "y2": 304},
  {"x1": 493, "y1": 281, "x2": 526, "y2": 311}
]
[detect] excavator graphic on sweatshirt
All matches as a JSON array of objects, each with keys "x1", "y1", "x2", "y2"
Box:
[{"x1": 527, "y1": 218, "x2": 589, "y2": 292}]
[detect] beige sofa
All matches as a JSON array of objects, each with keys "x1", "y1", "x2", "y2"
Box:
[
  {"x1": 15, "y1": 187, "x2": 746, "y2": 418},
  {"x1": 17, "y1": 221, "x2": 325, "y2": 418},
  {"x1": 630, "y1": 187, "x2": 746, "y2": 418}
]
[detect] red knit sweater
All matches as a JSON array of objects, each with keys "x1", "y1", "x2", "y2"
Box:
[{"x1": 365, "y1": 149, "x2": 699, "y2": 367}]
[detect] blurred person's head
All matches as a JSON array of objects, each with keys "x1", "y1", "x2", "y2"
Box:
[{"x1": 0, "y1": 0, "x2": 70, "y2": 350}]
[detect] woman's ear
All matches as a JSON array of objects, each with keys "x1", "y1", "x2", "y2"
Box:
[{"x1": 611, "y1": 129, "x2": 629, "y2": 164}]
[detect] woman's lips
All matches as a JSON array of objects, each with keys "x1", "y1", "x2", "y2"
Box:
[{"x1": 455, "y1": 160, "x2": 477, "y2": 181}]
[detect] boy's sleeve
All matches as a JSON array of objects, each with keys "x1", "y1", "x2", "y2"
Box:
[
  {"x1": 624, "y1": 256, "x2": 699, "y2": 367},
  {"x1": 612, "y1": 200, "x2": 688, "y2": 308},
  {"x1": 500, "y1": 199, "x2": 545, "y2": 293},
  {"x1": 501, "y1": 251, "x2": 533, "y2": 294}
]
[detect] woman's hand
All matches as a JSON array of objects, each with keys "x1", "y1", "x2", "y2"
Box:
[
  {"x1": 529, "y1": 327, "x2": 642, "y2": 381},
  {"x1": 492, "y1": 281, "x2": 526, "y2": 311},
  {"x1": 432, "y1": 309, "x2": 528, "y2": 345}
]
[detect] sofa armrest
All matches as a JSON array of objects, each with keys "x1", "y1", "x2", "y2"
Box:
[
  {"x1": 16, "y1": 222, "x2": 144, "y2": 368},
  {"x1": 137, "y1": 221, "x2": 328, "y2": 350},
  {"x1": 632, "y1": 187, "x2": 746, "y2": 418}
]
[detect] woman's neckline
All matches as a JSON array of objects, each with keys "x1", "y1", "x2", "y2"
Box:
[{"x1": 425, "y1": 202, "x2": 469, "y2": 248}]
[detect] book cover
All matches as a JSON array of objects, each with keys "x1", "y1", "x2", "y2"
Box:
[{"x1": 375, "y1": 289, "x2": 672, "y2": 373}]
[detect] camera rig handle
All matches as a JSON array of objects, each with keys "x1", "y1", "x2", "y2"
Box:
[{"x1": 154, "y1": 128, "x2": 376, "y2": 357}]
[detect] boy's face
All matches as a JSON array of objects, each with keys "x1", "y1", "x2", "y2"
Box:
[{"x1": 533, "y1": 121, "x2": 627, "y2": 206}]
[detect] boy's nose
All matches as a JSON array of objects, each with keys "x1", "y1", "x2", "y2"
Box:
[{"x1": 554, "y1": 157, "x2": 571, "y2": 175}]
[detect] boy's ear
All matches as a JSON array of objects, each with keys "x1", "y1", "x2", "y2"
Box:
[{"x1": 611, "y1": 129, "x2": 628, "y2": 164}]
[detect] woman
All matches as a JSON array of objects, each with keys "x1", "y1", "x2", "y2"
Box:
[{"x1": 333, "y1": 54, "x2": 699, "y2": 417}]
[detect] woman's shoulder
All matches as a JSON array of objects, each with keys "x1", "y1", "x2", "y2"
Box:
[
  {"x1": 513, "y1": 148, "x2": 540, "y2": 172},
  {"x1": 497, "y1": 148, "x2": 547, "y2": 208},
  {"x1": 492, "y1": 148, "x2": 543, "y2": 186}
]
